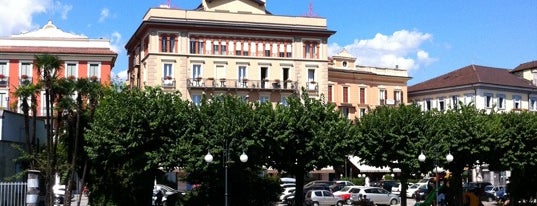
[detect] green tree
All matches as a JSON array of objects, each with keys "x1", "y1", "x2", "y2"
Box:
[
  {"x1": 435, "y1": 104, "x2": 498, "y2": 206},
  {"x1": 263, "y1": 91, "x2": 356, "y2": 206},
  {"x1": 14, "y1": 83, "x2": 41, "y2": 163},
  {"x1": 179, "y1": 94, "x2": 281, "y2": 206},
  {"x1": 85, "y1": 87, "x2": 190, "y2": 206},
  {"x1": 494, "y1": 111, "x2": 537, "y2": 203},
  {"x1": 355, "y1": 104, "x2": 429, "y2": 206}
]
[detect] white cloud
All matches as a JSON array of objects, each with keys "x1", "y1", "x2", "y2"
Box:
[
  {"x1": 109, "y1": 31, "x2": 122, "y2": 54},
  {"x1": 57, "y1": 2, "x2": 73, "y2": 20},
  {"x1": 0, "y1": 0, "x2": 52, "y2": 36},
  {"x1": 111, "y1": 69, "x2": 128, "y2": 83},
  {"x1": 99, "y1": 8, "x2": 110, "y2": 23},
  {"x1": 329, "y1": 29, "x2": 437, "y2": 71}
]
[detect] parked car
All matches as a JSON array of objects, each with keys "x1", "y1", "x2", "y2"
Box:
[
  {"x1": 463, "y1": 182, "x2": 493, "y2": 201},
  {"x1": 304, "y1": 189, "x2": 344, "y2": 206},
  {"x1": 406, "y1": 183, "x2": 426, "y2": 198},
  {"x1": 350, "y1": 186, "x2": 400, "y2": 205},
  {"x1": 333, "y1": 186, "x2": 363, "y2": 205},
  {"x1": 413, "y1": 184, "x2": 429, "y2": 201},
  {"x1": 152, "y1": 184, "x2": 181, "y2": 206},
  {"x1": 304, "y1": 183, "x2": 332, "y2": 196},
  {"x1": 279, "y1": 187, "x2": 296, "y2": 202},
  {"x1": 391, "y1": 183, "x2": 412, "y2": 196},
  {"x1": 380, "y1": 180, "x2": 400, "y2": 192}
]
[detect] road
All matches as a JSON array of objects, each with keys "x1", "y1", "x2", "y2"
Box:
[{"x1": 276, "y1": 196, "x2": 498, "y2": 206}]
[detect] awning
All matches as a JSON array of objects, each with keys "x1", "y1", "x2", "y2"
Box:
[
  {"x1": 311, "y1": 166, "x2": 335, "y2": 174},
  {"x1": 348, "y1": 156, "x2": 401, "y2": 173}
]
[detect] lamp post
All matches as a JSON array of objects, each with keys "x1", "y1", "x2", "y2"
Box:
[
  {"x1": 418, "y1": 151, "x2": 453, "y2": 206},
  {"x1": 204, "y1": 139, "x2": 248, "y2": 206}
]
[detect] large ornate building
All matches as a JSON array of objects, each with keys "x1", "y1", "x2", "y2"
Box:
[
  {"x1": 328, "y1": 49, "x2": 410, "y2": 120},
  {"x1": 125, "y1": 0, "x2": 335, "y2": 104},
  {"x1": 0, "y1": 21, "x2": 117, "y2": 115}
]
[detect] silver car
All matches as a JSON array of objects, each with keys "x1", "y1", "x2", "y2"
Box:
[
  {"x1": 305, "y1": 189, "x2": 344, "y2": 206},
  {"x1": 351, "y1": 186, "x2": 400, "y2": 205}
]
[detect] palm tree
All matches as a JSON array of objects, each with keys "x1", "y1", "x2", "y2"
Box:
[
  {"x1": 35, "y1": 54, "x2": 62, "y2": 206},
  {"x1": 14, "y1": 83, "x2": 40, "y2": 168}
]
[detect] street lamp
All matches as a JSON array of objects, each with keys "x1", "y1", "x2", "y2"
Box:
[
  {"x1": 204, "y1": 141, "x2": 248, "y2": 206},
  {"x1": 418, "y1": 151, "x2": 453, "y2": 206}
]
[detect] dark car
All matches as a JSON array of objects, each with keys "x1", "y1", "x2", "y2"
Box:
[
  {"x1": 380, "y1": 180, "x2": 400, "y2": 192},
  {"x1": 463, "y1": 182, "x2": 492, "y2": 201},
  {"x1": 414, "y1": 184, "x2": 429, "y2": 201}
]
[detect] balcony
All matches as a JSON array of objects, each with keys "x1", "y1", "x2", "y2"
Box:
[
  {"x1": 306, "y1": 81, "x2": 319, "y2": 93},
  {"x1": 0, "y1": 76, "x2": 8, "y2": 87},
  {"x1": 20, "y1": 76, "x2": 33, "y2": 85},
  {"x1": 162, "y1": 77, "x2": 176, "y2": 88},
  {"x1": 187, "y1": 77, "x2": 298, "y2": 93}
]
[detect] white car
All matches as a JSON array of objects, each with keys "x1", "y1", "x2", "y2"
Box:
[
  {"x1": 279, "y1": 187, "x2": 295, "y2": 202},
  {"x1": 351, "y1": 186, "x2": 400, "y2": 205},
  {"x1": 152, "y1": 184, "x2": 180, "y2": 206}
]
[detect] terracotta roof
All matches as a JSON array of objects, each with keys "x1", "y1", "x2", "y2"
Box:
[
  {"x1": 409, "y1": 64, "x2": 537, "y2": 92},
  {"x1": 512, "y1": 60, "x2": 537, "y2": 73},
  {"x1": 0, "y1": 46, "x2": 117, "y2": 55}
]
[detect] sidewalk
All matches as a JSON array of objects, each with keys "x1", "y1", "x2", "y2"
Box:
[{"x1": 56, "y1": 194, "x2": 89, "y2": 206}]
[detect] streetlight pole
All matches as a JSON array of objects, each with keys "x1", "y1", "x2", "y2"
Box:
[
  {"x1": 204, "y1": 139, "x2": 248, "y2": 206},
  {"x1": 418, "y1": 151, "x2": 453, "y2": 206}
]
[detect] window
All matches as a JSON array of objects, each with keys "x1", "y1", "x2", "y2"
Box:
[
  {"x1": 464, "y1": 94, "x2": 474, "y2": 105},
  {"x1": 484, "y1": 93, "x2": 493, "y2": 108},
  {"x1": 530, "y1": 98, "x2": 537, "y2": 111},
  {"x1": 328, "y1": 85, "x2": 332, "y2": 102},
  {"x1": 0, "y1": 62, "x2": 6, "y2": 76},
  {"x1": 192, "y1": 64, "x2": 201, "y2": 79},
  {"x1": 497, "y1": 94, "x2": 506, "y2": 109},
  {"x1": 281, "y1": 96, "x2": 288, "y2": 106},
  {"x1": 260, "y1": 96, "x2": 269, "y2": 103},
  {"x1": 343, "y1": 87, "x2": 349, "y2": 103},
  {"x1": 89, "y1": 63, "x2": 100, "y2": 80},
  {"x1": 213, "y1": 44, "x2": 219, "y2": 55},
  {"x1": 163, "y1": 63, "x2": 173, "y2": 79},
  {"x1": 160, "y1": 34, "x2": 176, "y2": 53},
  {"x1": 191, "y1": 95, "x2": 202, "y2": 106},
  {"x1": 438, "y1": 98, "x2": 445, "y2": 111},
  {"x1": 66, "y1": 63, "x2": 77, "y2": 79},
  {"x1": 307, "y1": 69, "x2": 316, "y2": 90},
  {"x1": 189, "y1": 38, "x2": 205, "y2": 54},
  {"x1": 513, "y1": 95, "x2": 521, "y2": 109},
  {"x1": 451, "y1": 96, "x2": 459, "y2": 109},
  {"x1": 238, "y1": 66, "x2": 247, "y2": 88},
  {"x1": 341, "y1": 107, "x2": 349, "y2": 118},
  {"x1": 360, "y1": 108, "x2": 366, "y2": 118},
  {"x1": 425, "y1": 99, "x2": 432, "y2": 111},
  {"x1": 0, "y1": 92, "x2": 8, "y2": 109},
  {"x1": 20, "y1": 62, "x2": 32, "y2": 77},
  {"x1": 379, "y1": 89, "x2": 386, "y2": 105},
  {"x1": 304, "y1": 41, "x2": 319, "y2": 59},
  {"x1": 359, "y1": 87, "x2": 366, "y2": 105},
  {"x1": 394, "y1": 90, "x2": 402, "y2": 105}
]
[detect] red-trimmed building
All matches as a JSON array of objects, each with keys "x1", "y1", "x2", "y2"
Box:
[{"x1": 0, "y1": 21, "x2": 117, "y2": 116}]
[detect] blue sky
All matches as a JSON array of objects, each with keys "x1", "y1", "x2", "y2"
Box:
[{"x1": 1, "y1": 0, "x2": 536, "y2": 85}]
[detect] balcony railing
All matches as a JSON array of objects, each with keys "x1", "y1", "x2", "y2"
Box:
[
  {"x1": 162, "y1": 77, "x2": 176, "y2": 88},
  {"x1": 187, "y1": 77, "x2": 298, "y2": 92},
  {"x1": 0, "y1": 76, "x2": 8, "y2": 87},
  {"x1": 20, "y1": 77, "x2": 33, "y2": 85},
  {"x1": 306, "y1": 81, "x2": 318, "y2": 92}
]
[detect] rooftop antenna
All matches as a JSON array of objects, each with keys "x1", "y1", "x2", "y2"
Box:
[{"x1": 305, "y1": 0, "x2": 318, "y2": 17}]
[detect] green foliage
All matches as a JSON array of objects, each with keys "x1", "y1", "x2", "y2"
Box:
[{"x1": 85, "y1": 87, "x2": 188, "y2": 205}]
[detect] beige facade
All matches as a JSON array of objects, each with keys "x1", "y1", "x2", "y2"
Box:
[
  {"x1": 125, "y1": 0, "x2": 335, "y2": 104},
  {"x1": 328, "y1": 49, "x2": 410, "y2": 120}
]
